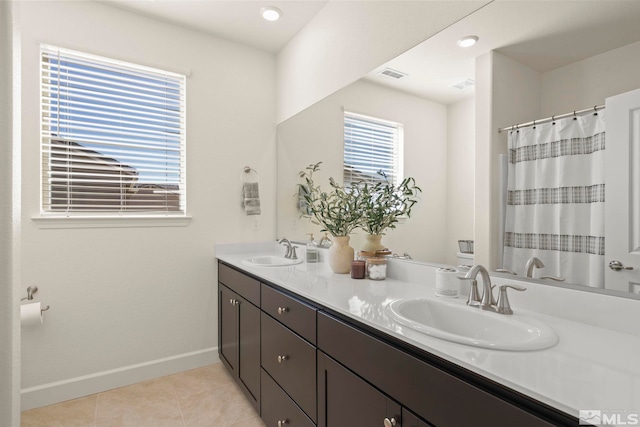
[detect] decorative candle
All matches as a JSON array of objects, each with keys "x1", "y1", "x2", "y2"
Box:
[{"x1": 351, "y1": 260, "x2": 366, "y2": 279}]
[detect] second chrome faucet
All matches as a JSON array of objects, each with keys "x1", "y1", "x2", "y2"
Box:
[
  {"x1": 278, "y1": 238, "x2": 298, "y2": 260},
  {"x1": 459, "y1": 264, "x2": 526, "y2": 315}
]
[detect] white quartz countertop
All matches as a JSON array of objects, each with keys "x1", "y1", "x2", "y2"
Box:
[{"x1": 216, "y1": 244, "x2": 640, "y2": 423}]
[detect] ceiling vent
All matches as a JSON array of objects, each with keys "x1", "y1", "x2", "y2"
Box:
[
  {"x1": 450, "y1": 78, "x2": 475, "y2": 90},
  {"x1": 378, "y1": 68, "x2": 407, "y2": 80}
]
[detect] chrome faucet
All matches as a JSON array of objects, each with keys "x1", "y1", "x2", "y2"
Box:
[
  {"x1": 462, "y1": 265, "x2": 495, "y2": 310},
  {"x1": 391, "y1": 252, "x2": 412, "y2": 260},
  {"x1": 496, "y1": 284, "x2": 526, "y2": 314},
  {"x1": 525, "y1": 256, "x2": 545, "y2": 278},
  {"x1": 278, "y1": 238, "x2": 298, "y2": 259},
  {"x1": 525, "y1": 256, "x2": 565, "y2": 281},
  {"x1": 460, "y1": 264, "x2": 526, "y2": 315}
]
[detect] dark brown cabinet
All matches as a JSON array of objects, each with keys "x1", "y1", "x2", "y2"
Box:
[
  {"x1": 218, "y1": 265, "x2": 261, "y2": 412},
  {"x1": 318, "y1": 350, "x2": 401, "y2": 427},
  {"x1": 261, "y1": 312, "x2": 317, "y2": 421},
  {"x1": 261, "y1": 282, "x2": 317, "y2": 344},
  {"x1": 402, "y1": 409, "x2": 432, "y2": 427},
  {"x1": 262, "y1": 368, "x2": 315, "y2": 427},
  {"x1": 317, "y1": 311, "x2": 566, "y2": 427},
  {"x1": 260, "y1": 282, "x2": 318, "y2": 423},
  {"x1": 219, "y1": 283, "x2": 237, "y2": 374},
  {"x1": 217, "y1": 261, "x2": 576, "y2": 427}
]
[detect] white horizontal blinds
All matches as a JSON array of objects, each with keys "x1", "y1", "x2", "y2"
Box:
[
  {"x1": 343, "y1": 111, "x2": 402, "y2": 186},
  {"x1": 41, "y1": 46, "x2": 186, "y2": 214}
]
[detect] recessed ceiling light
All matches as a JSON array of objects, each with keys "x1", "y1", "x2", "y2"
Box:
[
  {"x1": 457, "y1": 36, "x2": 479, "y2": 48},
  {"x1": 261, "y1": 6, "x2": 282, "y2": 22}
]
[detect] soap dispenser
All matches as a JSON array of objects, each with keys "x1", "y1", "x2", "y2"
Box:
[
  {"x1": 319, "y1": 232, "x2": 332, "y2": 248},
  {"x1": 306, "y1": 233, "x2": 319, "y2": 263}
]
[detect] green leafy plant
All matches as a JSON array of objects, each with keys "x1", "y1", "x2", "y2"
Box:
[
  {"x1": 298, "y1": 162, "x2": 362, "y2": 237},
  {"x1": 352, "y1": 173, "x2": 421, "y2": 235}
]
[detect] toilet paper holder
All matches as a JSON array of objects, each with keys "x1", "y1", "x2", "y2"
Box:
[
  {"x1": 20, "y1": 286, "x2": 50, "y2": 313},
  {"x1": 20, "y1": 285, "x2": 39, "y2": 301}
]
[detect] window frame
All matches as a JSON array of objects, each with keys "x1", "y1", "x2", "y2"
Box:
[
  {"x1": 37, "y1": 45, "x2": 188, "y2": 227},
  {"x1": 343, "y1": 110, "x2": 404, "y2": 187}
]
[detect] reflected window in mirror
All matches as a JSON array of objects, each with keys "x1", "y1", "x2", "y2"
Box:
[{"x1": 343, "y1": 111, "x2": 403, "y2": 186}]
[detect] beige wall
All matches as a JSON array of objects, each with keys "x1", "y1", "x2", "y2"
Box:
[
  {"x1": 277, "y1": 79, "x2": 449, "y2": 263},
  {"x1": 445, "y1": 97, "x2": 475, "y2": 266},
  {"x1": 475, "y1": 51, "x2": 541, "y2": 268},
  {"x1": 18, "y1": 1, "x2": 276, "y2": 409},
  {"x1": 541, "y1": 40, "x2": 640, "y2": 116},
  {"x1": 1, "y1": 1, "x2": 20, "y2": 425},
  {"x1": 276, "y1": 1, "x2": 490, "y2": 123}
]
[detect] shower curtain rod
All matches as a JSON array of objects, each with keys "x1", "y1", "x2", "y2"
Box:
[{"x1": 498, "y1": 104, "x2": 604, "y2": 133}]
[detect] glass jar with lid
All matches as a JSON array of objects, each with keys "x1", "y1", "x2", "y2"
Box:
[
  {"x1": 374, "y1": 249, "x2": 392, "y2": 258},
  {"x1": 357, "y1": 251, "x2": 375, "y2": 278},
  {"x1": 358, "y1": 250, "x2": 376, "y2": 261},
  {"x1": 366, "y1": 257, "x2": 387, "y2": 280}
]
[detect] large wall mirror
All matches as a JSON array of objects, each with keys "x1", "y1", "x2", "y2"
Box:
[{"x1": 276, "y1": 1, "x2": 640, "y2": 298}]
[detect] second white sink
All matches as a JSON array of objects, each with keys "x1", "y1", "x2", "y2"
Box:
[
  {"x1": 386, "y1": 298, "x2": 558, "y2": 351},
  {"x1": 242, "y1": 255, "x2": 303, "y2": 267}
]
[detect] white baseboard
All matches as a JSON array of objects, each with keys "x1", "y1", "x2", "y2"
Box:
[{"x1": 21, "y1": 347, "x2": 219, "y2": 411}]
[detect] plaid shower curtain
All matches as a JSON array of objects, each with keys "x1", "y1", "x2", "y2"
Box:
[{"x1": 502, "y1": 111, "x2": 606, "y2": 288}]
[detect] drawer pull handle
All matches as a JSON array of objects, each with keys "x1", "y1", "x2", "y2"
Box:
[
  {"x1": 277, "y1": 420, "x2": 288, "y2": 427},
  {"x1": 277, "y1": 355, "x2": 288, "y2": 363},
  {"x1": 277, "y1": 307, "x2": 289, "y2": 315},
  {"x1": 229, "y1": 299, "x2": 239, "y2": 306},
  {"x1": 384, "y1": 417, "x2": 397, "y2": 427}
]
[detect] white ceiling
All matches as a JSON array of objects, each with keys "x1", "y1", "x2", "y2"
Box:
[
  {"x1": 100, "y1": 0, "x2": 328, "y2": 53},
  {"x1": 99, "y1": 1, "x2": 640, "y2": 105},
  {"x1": 364, "y1": 1, "x2": 640, "y2": 105}
]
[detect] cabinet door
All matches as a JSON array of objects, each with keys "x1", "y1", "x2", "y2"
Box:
[
  {"x1": 261, "y1": 369, "x2": 314, "y2": 427},
  {"x1": 402, "y1": 408, "x2": 432, "y2": 427},
  {"x1": 237, "y1": 294, "x2": 260, "y2": 411},
  {"x1": 219, "y1": 284, "x2": 237, "y2": 374},
  {"x1": 318, "y1": 312, "x2": 559, "y2": 426},
  {"x1": 318, "y1": 351, "x2": 400, "y2": 427}
]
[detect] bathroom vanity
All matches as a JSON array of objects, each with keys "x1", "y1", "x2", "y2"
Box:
[{"x1": 214, "y1": 243, "x2": 627, "y2": 426}]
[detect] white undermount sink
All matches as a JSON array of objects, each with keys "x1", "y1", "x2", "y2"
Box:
[
  {"x1": 386, "y1": 298, "x2": 558, "y2": 351},
  {"x1": 242, "y1": 255, "x2": 303, "y2": 267}
]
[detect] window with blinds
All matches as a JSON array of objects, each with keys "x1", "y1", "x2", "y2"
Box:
[
  {"x1": 40, "y1": 46, "x2": 186, "y2": 215},
  {"x1": 343, "y1": 111, "x2": 403, "y2": 187}
]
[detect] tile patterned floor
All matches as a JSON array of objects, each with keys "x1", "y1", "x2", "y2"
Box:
[{"x1": 21, "y1": 363, "x2": 267, "y2": 427}]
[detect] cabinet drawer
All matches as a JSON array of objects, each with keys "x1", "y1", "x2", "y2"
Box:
[
  {"x1": 318, "y1": 312, "x2": 555, "y2": 427},
  {"x1": 261, "y1": 369, "x2": 314, "y2": 427},
  {"x1": 218, "y1": 262, "x2": 260, "y2": 306},
  {"x1": 261, "y1": 283, "x2": 317, "y2": 344},
  {"x1": 262, "y1": 312, "x2": 316, "y2": 422}
]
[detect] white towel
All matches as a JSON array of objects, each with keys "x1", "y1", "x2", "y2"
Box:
[{"x1": 242, "y1": 182, "x2": 261, "y2": 215}]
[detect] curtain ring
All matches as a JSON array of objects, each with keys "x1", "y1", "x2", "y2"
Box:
[
  {"x1": 573, "y1": 111, "x2": 577, "y2": 120},
  {"x1": 552, "y1": 115, "x2": 556, "y2": 125},
  {"x1": 241, "y1": 166, "x2": 259, "y2": 182},
  {"x1": 532, "y1": 120, "x2": 536, "y2": 130},
  {"x1": 594, "y1": 105, "x2": 598, "y2": 115}
]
